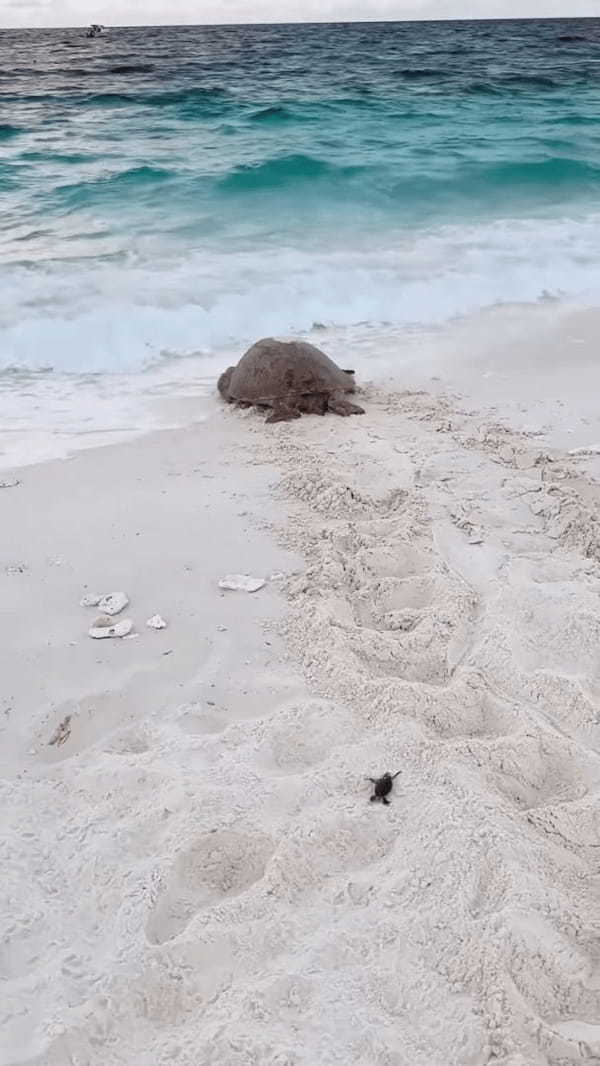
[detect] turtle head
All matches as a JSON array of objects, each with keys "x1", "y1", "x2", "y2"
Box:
[
  {"x1": 217, "y1": 366, "x2": 235, "y2": 402},
  {"x1": 342, "y1": 368, "x2": 356, "y2": 394}
]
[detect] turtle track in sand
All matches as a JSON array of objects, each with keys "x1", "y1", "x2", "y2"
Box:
[
  {"x1": 239, "y1": 389, "x2": 600, "y2": 1065},
  {"x1": 6, "y1": 389, "x2": 600, "y2": 1066}
]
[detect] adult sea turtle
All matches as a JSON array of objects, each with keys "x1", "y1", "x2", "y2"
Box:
[{"x1": 218, "y1": 338, "x2": 365, "y2": 423}]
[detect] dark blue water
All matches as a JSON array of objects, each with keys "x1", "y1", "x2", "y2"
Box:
[{"x1": 2, "y1": 18, "x2": 600, "y2": 371}]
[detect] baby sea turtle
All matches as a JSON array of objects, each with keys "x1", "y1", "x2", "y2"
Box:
[
  {"x1": 218, "y1": 337, "x2": 365, "y2": 423},
  {"x1": 368, "y1": 771, "x2": 401, "y2": 805}
]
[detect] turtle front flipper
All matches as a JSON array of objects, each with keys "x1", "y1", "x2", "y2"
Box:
[
  {"x1": 266, "y1": 400, "x2": 302, "y2": 423},
  {"x1": 328, "y1": 393, "x2": 365, "y2": 417},
  {"x1": 300, "y1": 393, "x2": 328, "y2": 415}
]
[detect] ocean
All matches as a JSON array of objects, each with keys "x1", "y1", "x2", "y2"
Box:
[{"x1": 2, "y1": 18, "x2": 600, "y2": 459}]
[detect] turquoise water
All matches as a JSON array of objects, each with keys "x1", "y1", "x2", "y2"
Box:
[{"x1": 2, "y1": 18, "x2": 600, "y2": 372}]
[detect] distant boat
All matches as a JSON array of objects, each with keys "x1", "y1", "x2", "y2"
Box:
[{"x1": 86, "y1": 24, "x2": 105, "y2": 38}]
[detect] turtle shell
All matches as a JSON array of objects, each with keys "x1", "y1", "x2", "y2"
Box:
[{"x1": 225, "y1": 338, "x2": 356, "y2": 405}]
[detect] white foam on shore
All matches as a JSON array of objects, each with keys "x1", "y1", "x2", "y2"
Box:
[
  {"x1": 2, "y1": 213, "x2": 600, "y2": 374},
  {"x1": 0, "y1": 362, "x2": 216, "y2": 469}
]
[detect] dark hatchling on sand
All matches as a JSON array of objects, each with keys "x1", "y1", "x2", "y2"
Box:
[
  {"x1": 218, "y1": 338, "x2": 366, "y2": 423},
  {"x1": 368, "y1": 771, "x2": 401, "y2": 805}
]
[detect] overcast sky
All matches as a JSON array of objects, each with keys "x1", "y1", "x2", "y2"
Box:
[{"x1": 1, "y1": 0, "x2": 596, "y2": 28}]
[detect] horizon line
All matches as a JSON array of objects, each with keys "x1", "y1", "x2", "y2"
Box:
[{"x1": 1, "y1": 13, "x2": 598, "y2": 31}]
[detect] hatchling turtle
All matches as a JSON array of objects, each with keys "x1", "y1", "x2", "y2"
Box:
[
  {"x1": 218, "y1": 338, "x2": 365, "y2": 423},
  {"x1": 368, "y1": 771, "x2": 401, "y2": 805}
]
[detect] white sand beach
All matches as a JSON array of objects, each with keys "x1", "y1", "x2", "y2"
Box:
[{"x1": 3, "y1": 310, "x2": 600, "y2": 1065}]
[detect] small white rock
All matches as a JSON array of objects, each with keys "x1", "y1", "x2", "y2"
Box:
[
  {"x1": 147, "y1": 614, "x2": 167, "y2": 630},
  {"x1": 216, "y1": 625, "x2": 228, "y2": 632},
  {"x1": 97, "y1": 592, "x2": 129, "y2": 616},
  {"x1": 219, "y1": 574, "x2": 266, "y2": 593},
  {"x1": 80, "y1": 594, "x2": 101, "y2": 608},
  {"x1": 89, "y1": 616, "x2": 133, "y2": 639},
  {"x1": 0, "y1": 478, "x2": 20, "y2": 489}
]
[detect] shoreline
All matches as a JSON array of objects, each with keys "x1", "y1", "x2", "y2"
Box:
[
  {"x1": 3, "y1": 380, "x2": 600, "y2": 1063},
  {"x1": 2, "y1": 300, "x2": 600, "y2": 474}
]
